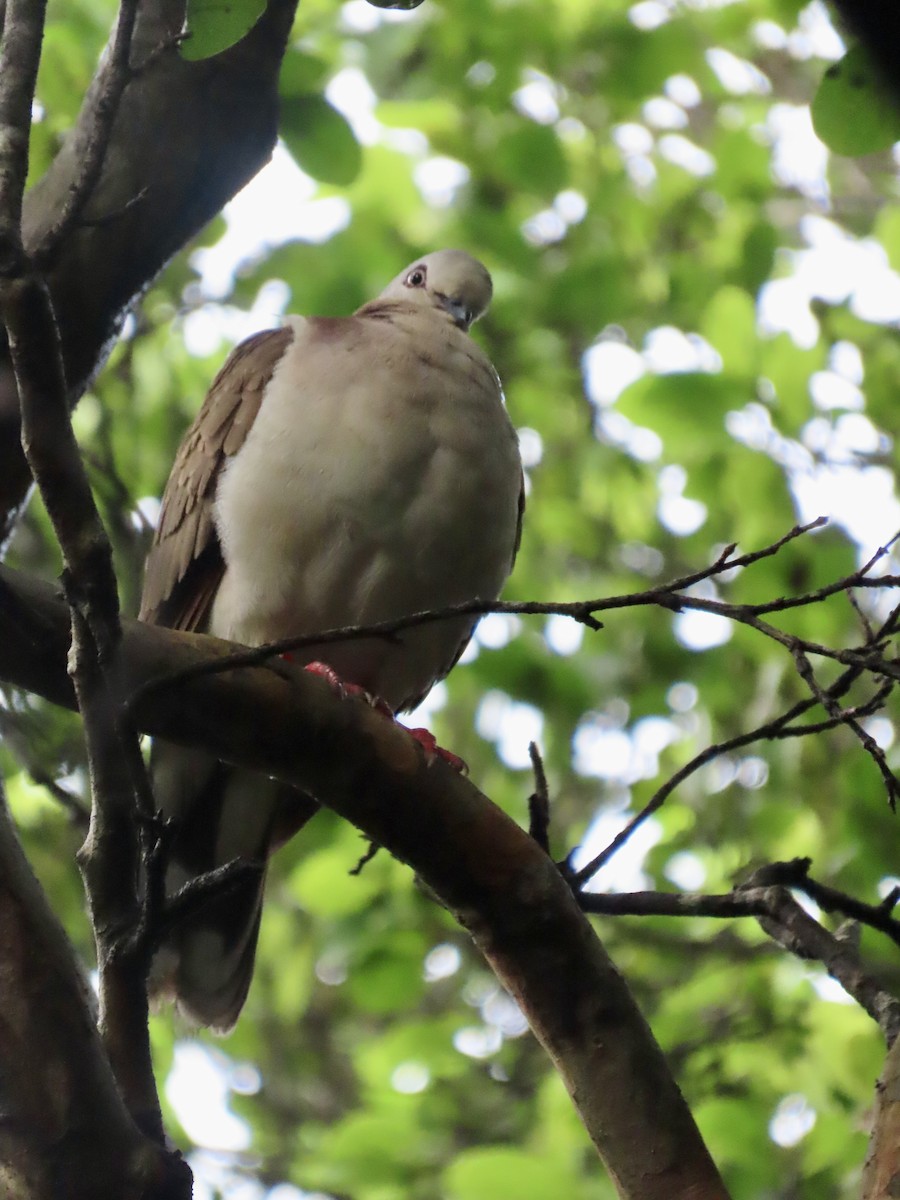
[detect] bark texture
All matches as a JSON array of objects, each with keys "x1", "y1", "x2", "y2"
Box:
[{"x1": 861, "y1": 1033, "x2": 900, "y2": 1200}]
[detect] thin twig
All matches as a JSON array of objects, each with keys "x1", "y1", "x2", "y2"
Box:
[
  {"x1": 34, "y1": 772, "x2": 91, "y2": 827},
  {"x1": 527, "y1": 742, "x2": 550, "y2": 853},
  {"x1": 151, "y1": 858, "x2": 263, "y2": 949},
  {"x1": 570, "y1": 680, "x2": 891, "y2": 890},
  {"x1": 0, "y1": 0, "x2": 45, "y2": 270},
  {"x1": 571, "y1": 579, "x2": 900, "y2": 889},
  {"x1": 122, "y1": 518, "x2": 900, "y2": 830},
  {"x1": 577, "y1": 872, "x2": 900, "y2": 1043},
  {"x1": 126, "y1": 518, "x2": 900, "y2": 711},
  {"x1": 0, "y1": 704, "x2": 92, "y2": 827},
  {"x1": 848, "y1": 589, "x2": 876, "y2": 643},
  {"x1": 791, "y1": 643, "x2": 900, "y2": 808},
  {"x1": 748, "y1": 858, "x2": 900, "y2": 951},
  {"x1": 34, "y1": 0, "x2": 140, "y2": 264},
  {"x1": 350, "y1": 839, "x2": 380, "y2": 876}
]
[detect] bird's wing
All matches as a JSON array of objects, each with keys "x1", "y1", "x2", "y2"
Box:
[{"x1": 139, "y1": 326, "x2": 293, "y2": 630}]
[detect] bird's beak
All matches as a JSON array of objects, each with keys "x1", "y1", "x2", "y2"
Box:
[{"x1": 435, "y1": 293, "x2": 473, "y2": 331}]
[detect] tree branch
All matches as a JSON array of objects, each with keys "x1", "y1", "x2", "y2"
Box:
[
  {"x1": 4, "y1": 508, "x2": 899, "y2": 1191},
  {"x1": 766, "y1": 857, "x2": 900, "y2": 950},
  {"x1": 0, "y1": 0, "x2": 43, "y2": 269},
  {"x1": 0, "y1": 564, "x2": 730, "y2": 1200},
  {"x1": 0, "y1": 0, "x2": 161, "y2": 1137},
  {"x1": 861, "y1": 1030, "x2": 900, "y2": 1200},
  {"x1": 1, "y1": 159, "x2": 165, "y2": 1158},
  {"x1": 527, "y1": 741, "x2": 550, "y2": 853},
  {"x1": 127, "y1": 517, "x2": 900, "y2": 708},
  {"x1": 0, "y1": 777, "x2": 192, "y2": 1199},
  {"x1": 571, "y1": 676, "x2": 893, "y2": 890},
  {"x1": 577, "y1": 872, "x2": 900, "y2": 1045},
  {"x1": 33, "y1": 0, "x2": 141, "y2": 264}
]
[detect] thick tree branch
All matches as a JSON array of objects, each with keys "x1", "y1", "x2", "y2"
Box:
[
  {"x1": 0, "y1": 0, "x2": 305, "y2": 1152},
  {"x1": 0, "y1": 0, "x2": 165, "y2": 1142},
  {"x1": 861, "y1": 1031, "x2": 900, "y2": 1200},
  {"x1": 0, "y1": 564, "x2": 730, "y2": 1200},
  {"x1": 0, "y1": 779, "x2": 191, "y2": 1200},
  {"x1": 3, "y1": 510, "x2": 899, "y2": 1191},
  {"x1": 0, "y1": 93, "x2": 163, "y2": 1148}
]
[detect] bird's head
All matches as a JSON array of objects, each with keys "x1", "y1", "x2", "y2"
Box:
[{"x1": 380, "y1": 249, "x2": 493, "y2": 332}]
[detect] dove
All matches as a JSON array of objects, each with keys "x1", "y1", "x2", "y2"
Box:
[{"x1": 140, "y1": 250, "x2": 524, "y2": 1030}]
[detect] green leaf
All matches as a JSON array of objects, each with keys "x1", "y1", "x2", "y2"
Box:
[
  {"x1": 811, "y1": 45, "x2": 900, "y2": 156},
  {"x1": 760, "y1": 333, "x2": 823, "y2": 434},
  {"x1": 315, "y1": 1110, "x2": 432, "y2": 1185},
  {"x1": 616, "y1": 372, "x2": 751, "y2": 464},
  {"x1": 279, "y1": 49, "x2": 330, "y2": 97},
  {"x1": 700, "y1": 285, "x2": 757, "y2": 377},
  {"x1": 874, "y1": 205, "x2": 900, "y2": 274},
  {"x1": 494, "y1": 124, "x2": 567, "y2": 194},
  {"x1": 180, "y1": 0, "x2": 266, "y2": 61},
  {"x1": 289, "y1": 842, "x2": 384, "y2": 916},
  {"x1": 347, "y1": 932, "x2": 427, "y2": 1015},
  {"x1": 445, "y1": 1148, "x2": 587, "y2": 1200},
  {"x1": 281, "y1": 95, "x2": 363, "y2": 185}
]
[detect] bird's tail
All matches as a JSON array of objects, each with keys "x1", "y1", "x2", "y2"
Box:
[{"x1": 148, "y1": 743, "x2": 317, "y2": 1032}]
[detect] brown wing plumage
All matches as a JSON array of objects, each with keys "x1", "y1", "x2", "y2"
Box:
[{"x1": 139, "y1": 327, "x2": 293, "y2": 631}]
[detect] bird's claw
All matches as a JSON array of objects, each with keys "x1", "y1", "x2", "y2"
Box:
[
  {"x1": 303, "y1": 659, "x2": 348, "y2": 696},
  {"x1": 406, "y1": 727, "x2": 468, "y2": 774},
  {"x1": 302, "y1": 662, "x2": 466, "y2": 772},
  {"x1": 303, "y1": 661, "x2": 393, "y2": 716}
]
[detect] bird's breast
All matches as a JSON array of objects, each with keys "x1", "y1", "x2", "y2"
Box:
[{"x1": 209, "y1": 315, "x2": 521, "y2": 708}]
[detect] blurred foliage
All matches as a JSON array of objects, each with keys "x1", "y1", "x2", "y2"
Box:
[
  {"x1": 811, "y1": 44, "x2": 900, "y2": 156},
  {"x1": 12, "y1": 0, "x2": 900, "y2": 1196}
]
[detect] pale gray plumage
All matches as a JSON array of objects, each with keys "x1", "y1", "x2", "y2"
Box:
[{"x1": 142, "y1": 250, "x2": 523, "y2": 1030}]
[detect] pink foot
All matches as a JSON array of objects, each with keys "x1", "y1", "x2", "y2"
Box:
[
  {"x1": 304, "y1": 659, "x2": 348, "y2": 695},
  {"x1": 303, "y1": 661, "x2": 394, "y2": 717},
  {"x1": 407, "y1": 728, "x2": 468, "y2": 774},
  {"x1": 302, "y1": 663, "x2": 465, "y2": 771}
]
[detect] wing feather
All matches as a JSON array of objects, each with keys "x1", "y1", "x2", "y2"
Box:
[{"x1": 139, "y1": 326, "x2": 293, "y2": 631}]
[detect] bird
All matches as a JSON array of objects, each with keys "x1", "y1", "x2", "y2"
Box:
[{"x1": 140, "y1": 250, "x2": 525, "y2": 1031}]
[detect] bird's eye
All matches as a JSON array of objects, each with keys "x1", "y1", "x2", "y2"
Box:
[{"x1": 405, "y1": 267, "x2": 427, "y2": 288}]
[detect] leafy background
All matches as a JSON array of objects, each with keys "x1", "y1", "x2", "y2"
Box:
[{"x1": 10, "y1": 0, "x2": 900, "y2": 1195}]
